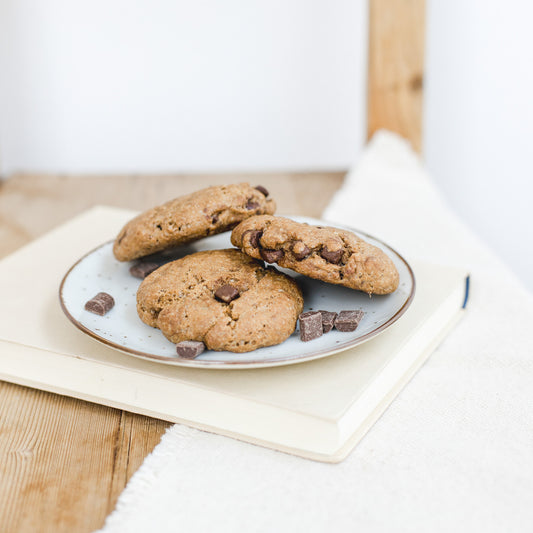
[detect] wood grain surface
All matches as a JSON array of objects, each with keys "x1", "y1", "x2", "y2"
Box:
[
  {"x1": 0, "y1": 172, "x2": 345, "y2": 533},
  {"x1": 367, "y1": 0, "x2": 426, "y2": 152}
]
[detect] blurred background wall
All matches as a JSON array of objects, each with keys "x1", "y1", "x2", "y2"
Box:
[
  {"x1": 0, "y1": 0, "x2": 531, "y2": 291},
  {"x1": 424, "y1": 0, "x2": 533, "y2": 291},
  {"x1": 0, "y1": 0, "x2": 366, "y2": 172}
]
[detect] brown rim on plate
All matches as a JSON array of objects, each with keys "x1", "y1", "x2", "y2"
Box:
[{"x1": 59, "y1": 222, "x2": 416, "y2": 369}]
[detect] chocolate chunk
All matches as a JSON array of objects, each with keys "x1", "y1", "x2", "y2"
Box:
[
  {"x1": 319, "y1": 310, "x2": 338, "y2": 333},
  {"x1": 291, "y1": 241, "x2": 311, "y2": 261},
  {"x1": 260, "y1": 249, "x2": 284, "y2": 263},
  {"x1": 84, "y1": 299, "x2": 107, "y2": 316},
  {"x1": 321, "y1": 247, "x2": 343, "y2": 264},
  {"x1": 214, "y1": 284, "x2": 240, "y2": 303},
  {"x1": 299, "y1": 311, "x2": 324, "y2": 342},
  {"x1": 243, "y1": 229, "x2": 262, "y2": 248},
  {"x1": 85, "y1": 292, "x2": 115, "y2": 316},
  {"x1": 255, "y1": 185, "x2": 269, "y2": 197},
  {"x1": 334, "y1": 310, "x2": 364, "y2": 332},
  {"x1": 211, "y1": 213, "x2": 219, "y2": 224},
  {"x1": 176, "y1": 340, "x2": 205, "y2": 359},
  {"x1": 94, "y1": 292, "x2": 114, "y2": 307},
  {"x1": 246, "y1": 199, "x2": 260, "y2": 210},
  {"x1": 129, "y1": 262, "x2": 160, "y2": 279}
]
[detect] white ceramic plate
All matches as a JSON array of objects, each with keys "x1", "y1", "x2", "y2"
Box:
[{"x1": 59, "y1": 217, "x2": 415, "y2": 369}]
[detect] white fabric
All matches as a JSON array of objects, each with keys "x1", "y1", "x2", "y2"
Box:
[{"x1": 97, "y1": 131, "x2": 533, "y2": 533}]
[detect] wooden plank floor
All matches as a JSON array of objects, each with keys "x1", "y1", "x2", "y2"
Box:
[{"x1": 0, "y1": 172, "x2": 345, "y2": 533}]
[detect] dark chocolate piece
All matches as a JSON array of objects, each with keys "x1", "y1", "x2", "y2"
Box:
[
  {"x1": 84, "y1": 299, "x2": 107, "y2": 316},
  {"x1": 255, "y1": 185, "x2": 269, "y2": 197},
  {"x1": 85, "y1": 292, "x2": 115, "y2": 316},
  {"x1": 260, "y1": 249, "x2": 284, "y2": 263},
  {"x1": 299, "y1": 311, "x2": 323, "y2": 342},
  {"x1": 246, "y1": 200, "x2": 260, "y2": 210},
  {"x1": 94, "y1": 292, "x2": 114, "y2": 308},
  {"x1": 334, "y1": 310, "x2": 364, "y2": 332},
  {"x1": 291, "y1": 241, "x2": 311, "y2": 261},
  {"x1": 211, "y1": 213, "x2": 219, "y2": 224},
  {"x1": 321, "y1": 247, "x2": 343, "y2": 264},
  {"x1": 214, "y1": 284, "x2": 240, "y2": 303},
  {"x1": 243, "y1": 229, "x2": 262, "y2": 248},
  {"x1": 176, "y1": 340, "x2": 205, "y2": 359},
  {"x1": 319, "y1": 310, "x2": 338, "y2": 333},
  {"x1": 129, "y1": 262, "x2": 160, "y2": 279}
]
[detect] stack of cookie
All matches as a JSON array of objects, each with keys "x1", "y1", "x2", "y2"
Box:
[{"x1": 112, "y1": 184, "x2": 399, "y2": 356}]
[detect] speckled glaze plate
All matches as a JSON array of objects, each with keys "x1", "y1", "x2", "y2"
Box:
[{"x1": 59, "y1": 217, "x2": 415, "y2": 369}]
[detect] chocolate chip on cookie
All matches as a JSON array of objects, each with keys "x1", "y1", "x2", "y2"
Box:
[
  {"x1": 214, "y1": 284, "x2": 240, "y2": 303},
  {"x1": 136, "y1": 249, "x2": 303, "y2": 353},
  {"x1": 113, "y1": 184, "x2": 276, "y2": 262},
  {"x1": 291, "y1": 241, "x2": 311, "y2": 261},
  {"x1": 244, "y1": 229, "x2": 262, "y2": 248},
  {"x1": 320, "y1": 247, "x2": 343, "y2": 264},
  {"x1": 260, "y1": 249, "x2": 284, "y2": 263},
  {"x1": 231, "y1": 215, "x2": 399, "y2": 295},
  {"x1": 255, "y1": 185, "x2": 269, "y2": 197}
]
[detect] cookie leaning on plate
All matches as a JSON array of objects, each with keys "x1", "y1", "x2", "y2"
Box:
[
  {"x1": 136, "y1": 249, "x2": 303, "y2": 353},
  {"x1": 231, "y1": 215, "x2": 399, "y2": 295},
  {"x1": 113, "y1": 183, "x2": 276, "y2": 261}
]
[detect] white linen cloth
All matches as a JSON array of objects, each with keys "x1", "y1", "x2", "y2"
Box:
[{"x1": 97, "y1": 131, "x2": 533, "y2": 533}]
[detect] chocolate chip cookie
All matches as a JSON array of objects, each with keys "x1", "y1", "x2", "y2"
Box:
[
  {"x1": 136, "y1": 249, "x2": 303, "y2": 353},
  {"x1": 113, "y1": 183, "x2": 275, "y2": 261},
  {"x1": 231, "y1": 216, "x2": 399, "y2": 295}
]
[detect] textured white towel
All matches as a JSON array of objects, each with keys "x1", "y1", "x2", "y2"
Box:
[{"x1": 97, "y1": 131, "x2": 533, "y2": 533}]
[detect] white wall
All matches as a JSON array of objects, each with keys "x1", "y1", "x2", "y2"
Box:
[
  {"x1": 0, "y1": 0, "x2": 367, "y2": 173},
  {"x1": 424, "y1": 0, "x2": 533, "y2": 291},
  {"x1": 1, "y1": 0, "x2": 532, "y2": 292}
]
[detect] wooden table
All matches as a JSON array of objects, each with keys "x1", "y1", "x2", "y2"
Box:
[{"x1": 0, "y1": 172, "x2": 345, "y2": 533}]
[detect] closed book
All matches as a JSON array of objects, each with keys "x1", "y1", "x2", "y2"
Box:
[{"x1": 0, "y1": 207, "x2": 467, "y2": 462}]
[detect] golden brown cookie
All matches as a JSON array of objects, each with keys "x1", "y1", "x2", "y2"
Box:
[
  {"x1": 231, "y1": 216, "x2": 399, "y2": 295},
  {"x1": 136, "y1": 249, "x2": 303, "y2": 353},
  {"x1": 113, "y1": 183, "x2": 276, "y2": 261}
]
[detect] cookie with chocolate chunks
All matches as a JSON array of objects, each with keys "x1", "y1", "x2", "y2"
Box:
[
  {"x1": 136, "y1": 249, "x2": 303, "y2": 353},
  {"x1": 231, "y1": 215, "x2": 399, "y2": 295},
  {"x1": 113, "y1": 184, "x2": 276, "y2": 262}
]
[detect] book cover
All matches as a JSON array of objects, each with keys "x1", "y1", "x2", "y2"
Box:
[{"x1": 0, "y1": 207, "x2": 467, "y2": 462}]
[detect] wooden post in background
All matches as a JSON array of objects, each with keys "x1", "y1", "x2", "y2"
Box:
[{"x1": 367, "y1": 0, "x2": 425, "y2": 153}]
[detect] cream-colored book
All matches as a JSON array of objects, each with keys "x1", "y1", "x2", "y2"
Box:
[{"x1": 0, "y1": 207, "x2": 467, "y2": 462}]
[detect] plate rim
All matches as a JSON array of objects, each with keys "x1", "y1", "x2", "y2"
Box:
[{"x1": 59, "y1": 220, "x2": 416, "y2": 370}]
